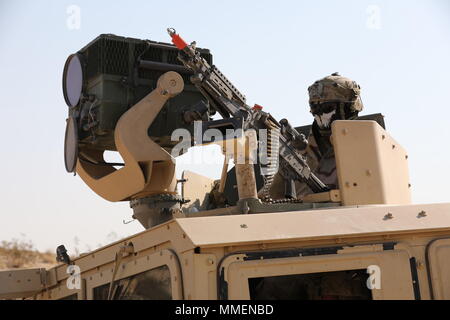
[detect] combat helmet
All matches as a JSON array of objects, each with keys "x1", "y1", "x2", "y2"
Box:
[{"x1": 308, "y1": 72, "x2": 363, "y2": 121}]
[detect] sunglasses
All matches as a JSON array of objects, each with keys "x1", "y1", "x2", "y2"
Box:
[{"x1": 310, "y1": 102, "x2": 339, "y2": 115}]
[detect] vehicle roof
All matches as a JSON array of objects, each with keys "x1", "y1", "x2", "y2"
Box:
[
  {"x1": 44, "y1": 202, "x2": 450, "y2": 280},
  {"x1": 176, "y1": 202, "x2": 450, "y2": 248}
]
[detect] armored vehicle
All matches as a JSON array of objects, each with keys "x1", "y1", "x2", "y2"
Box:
[{"x1": 1, "y1": 30, "x2": 449, "y2": 300}]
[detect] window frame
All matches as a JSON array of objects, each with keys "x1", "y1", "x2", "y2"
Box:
[
  {"x1": 86, "y1": 249, "x2": 183, "y2": 300},
  {"x1": 219, "y1": 245, "x2": 416, "y2": 300},
  {"x1": 426, "y1": 238, "x2": 450, "y2": 300}
]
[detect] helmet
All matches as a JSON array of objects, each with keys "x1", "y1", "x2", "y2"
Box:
[{"x1": 308, "y1": 72, "x2": 363, "y2": 113}]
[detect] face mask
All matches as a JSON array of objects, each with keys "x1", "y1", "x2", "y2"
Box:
[{"x1": 314, "y1": 110, "x2": 336, "y2": 129}]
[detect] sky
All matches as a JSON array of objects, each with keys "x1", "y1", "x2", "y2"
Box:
[{"x1": 0, "y1": 0, "x2": 449, "y2": 252}]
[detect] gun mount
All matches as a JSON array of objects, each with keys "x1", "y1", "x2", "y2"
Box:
[
  {"x1": 63, "y1": 34, "x2": 213, "y2": 157},
  {"x1": 62, "y1": 35, "x2": 215, "y2": 228}
]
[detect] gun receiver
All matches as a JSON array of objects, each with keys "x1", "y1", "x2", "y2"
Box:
[{"x1": 167, "y1": 28, "x2": 329, "y2": 197}]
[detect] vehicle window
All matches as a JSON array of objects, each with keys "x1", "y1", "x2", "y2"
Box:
[
  {"x1": 93, "y1": 265, "x2": 172, "y2": 300},
  {"x1": 248, "y1": 269, "x2": 372, "y2": 300}
]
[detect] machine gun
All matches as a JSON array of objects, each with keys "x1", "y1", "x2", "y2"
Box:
[{"x1": 167, "y1": 28, "x2": 329, "y2": 199}]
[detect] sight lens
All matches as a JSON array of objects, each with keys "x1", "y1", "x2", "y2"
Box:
[
  {"x1": 63, "y1": 54, "x2": 83, "y2": 107},
  {"x1": 64, "y1": 116, "x2": 78, "y2": 173}
]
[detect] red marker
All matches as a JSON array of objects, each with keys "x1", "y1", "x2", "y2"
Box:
[
  {"x1": 252, "y1": 104, "x2": 264, "y2": 111},
  {"x1": 167, "y1": 28, "x2": 188, "y2": 50}
]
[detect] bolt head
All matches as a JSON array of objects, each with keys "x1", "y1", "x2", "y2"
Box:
[
  {"x1": 384, "y1": 213, "x2": 394, "y2": 220},
  {"x1": 418, "y1": 211, "x2": 427, "y2": 218}
]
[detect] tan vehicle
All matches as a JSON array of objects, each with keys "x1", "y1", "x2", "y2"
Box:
[{"x1": 1, "y1": 32, "x2": 449, "y2": 300}]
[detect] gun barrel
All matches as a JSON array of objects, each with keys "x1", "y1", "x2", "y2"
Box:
[
  {"x1": 167, "y1": 28, "x2": 188, "y2": 50},
  {"x1": 167, "y1": 28, "x2": 329, "y2": 196},
  {"x1": 139, "y1": 60, "x2": 193, "y2": 75}
]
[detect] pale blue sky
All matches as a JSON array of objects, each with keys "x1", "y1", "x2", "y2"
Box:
[{"x1": 0, "y1": 0, "x2": 449, "y2": 251}]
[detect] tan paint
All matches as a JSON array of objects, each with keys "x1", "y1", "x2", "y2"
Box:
[
  {"x1": 427, "y1": 238, "x2": 450, "y2": 299},
  {"x1": 394, "y1": 242, "x2": 432, "y2": 299},
  {"x1": 202, "y1": 130, "x2": 259, "y2": 202},
  {"x1": 0, "y1": 268, "x2": 46, "y2": 299},
  {"x1": 219, "y1": 156, "x2": 230, "y2": 193},
  {"x1": 174, "y1": 203, "x2": 450, "y2": 248},
  {"x1": 181, "y1": 171, "x2": 216, "y2": 211},
  {"x1": 76, "y1": 72, "x2": 184, "y2": 202},
  {"x1": 3, "y1": 205, "x2": 449, "y2": 300},
  {"x1": 235, "y1": 164, "x2": 258, "y2": 200},
  {"x1": 192, "y1": 254, "x2": 218, "y2": 300},
  {"x1": 333, "y1": 120, "x2": 411, "y2": 206},
  {"x1": 226, "y1": 248, "x2": 414, "y2": 300},
  {"x1": 303, "y1": 189, "x2": 341, "y2": 203},
  {"x1": 234, "y1": 130, "x2": 259, "y2": 201},
  {"x1": 85, "y1": 249, "x2": 183, "y2": 300}
]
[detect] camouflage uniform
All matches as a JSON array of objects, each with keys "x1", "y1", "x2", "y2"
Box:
[{"x1": 269, "y1": 72, "x2": 363, "y2": 199}]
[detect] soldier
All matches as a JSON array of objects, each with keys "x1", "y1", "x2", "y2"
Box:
[{"x1": 270, "y1": 72, "x2": 364, "y2": 199}]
